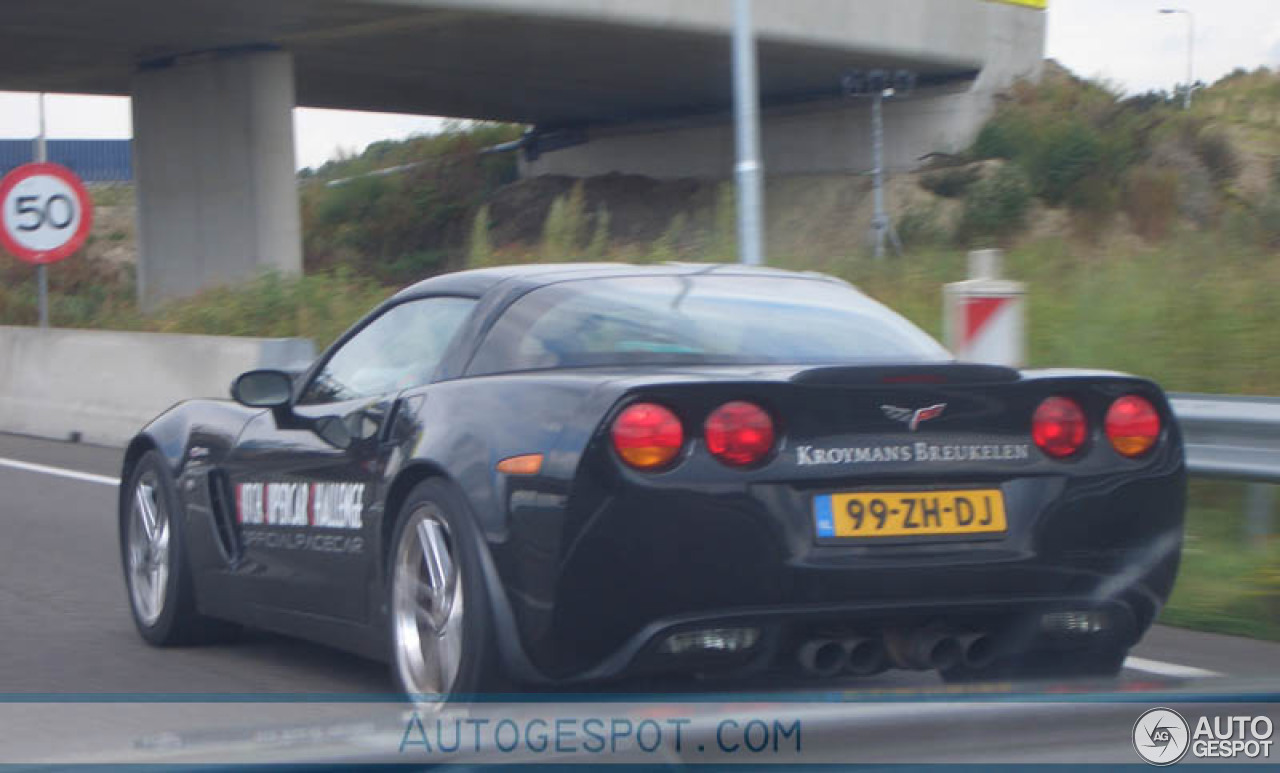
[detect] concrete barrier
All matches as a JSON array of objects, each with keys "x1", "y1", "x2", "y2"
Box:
[{"x1": 0, "y1": 327, "x2": 314, "y2": 447}]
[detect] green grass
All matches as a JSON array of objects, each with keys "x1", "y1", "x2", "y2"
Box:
[
  {"x1": 1160, "y1": 482, "x2": 1280, "y2": 640},
  {"x1": 89, "y1": 184, "x2": 136, "y2": 208},
  {"x1": 773, "y1": 233, "x2": 1280, "y2": 395},
  {"x1": 10, "y1": 227, "x2": 1280, "y2": 395},
  {"x1": 0, "y1": 265, "x2": 392, "y2": 350},
  {"x1": 139, "y1": 270, "x2": 391, "y2": 348},
  {"x1": 1163, "y1": 543, "x2": 1280, "y2": 640}
]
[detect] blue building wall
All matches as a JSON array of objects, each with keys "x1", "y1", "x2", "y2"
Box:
[{"x1": 0, "y1": 139, "x2": 133, "y2": 183}]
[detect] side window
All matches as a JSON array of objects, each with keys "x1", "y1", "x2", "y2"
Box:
[{"x1": 299, "y1": 296, "x2": 475, "y2": 405}]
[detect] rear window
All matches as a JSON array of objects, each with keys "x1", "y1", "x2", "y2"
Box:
[{"x1": 467, "y1": 275, "x2": 949, "y2": 375}]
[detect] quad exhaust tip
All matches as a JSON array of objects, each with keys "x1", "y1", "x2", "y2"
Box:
[
  {"x1": 797, "y1": 636, "x2": 890, "y2": 677},
  {"x1": 842, "y1": 636, "x2": 888, "y2": 676},
  {"x1": 885, "y1": 629, "x2": 961, "y2": 671},
  {"x1": 885, "y1": 628, "x2": 999, "y2": 672},
  {"x1": 797, "y1": 639, "x2": 846, "y2": 677},
  {"x1": 798, "y1": 630, "x2": 996, "y2": 676},
  {"x1": 957, "y1": 632, "x2": 998, "y2": 669}
]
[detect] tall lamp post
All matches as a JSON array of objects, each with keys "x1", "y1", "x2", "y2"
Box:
[
  {"x1": 731, "y1": 0, "x2": 765, "y2": 266},
  {"x1": 1158, "y1": 8, "x2": 1195, "y2": 110}
]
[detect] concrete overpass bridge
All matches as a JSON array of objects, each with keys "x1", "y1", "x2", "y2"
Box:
[{"x1": 1, "y1": 0, "x2": 1045, "y2": 305}]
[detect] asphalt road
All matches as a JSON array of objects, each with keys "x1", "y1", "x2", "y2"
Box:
[{"x1": 3, "y1": 431, "x2": 1280, "y2": 764}]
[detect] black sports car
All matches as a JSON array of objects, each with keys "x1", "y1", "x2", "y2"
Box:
[{"x1": 118, "y1": 263, "x2": 1185, "y2": 697}]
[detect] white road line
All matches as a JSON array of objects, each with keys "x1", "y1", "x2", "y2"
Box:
[
  {"x1": 0, "y1": 457, "x2": 119, "y2": 487},
  {"x1": 1124, "y1": 656, "x2": 1222, "y2": 679}
]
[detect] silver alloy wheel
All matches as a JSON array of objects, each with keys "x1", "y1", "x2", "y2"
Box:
[
  {"x1": 127, "y1": 473, "x2": 171, "y2": 627},
  {"x1": 393, "y1": 504, "x2": 465, "y2": 700}
]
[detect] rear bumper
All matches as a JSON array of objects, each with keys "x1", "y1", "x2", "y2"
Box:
[
  {"x1": 486, "y1": 464, "x2": 1185, "y2": 686},
  {"x1": 551, "y1": 596, "x2": 1144, "y2": 685}
]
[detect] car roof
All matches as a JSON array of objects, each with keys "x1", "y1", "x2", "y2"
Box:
[{"x1": 391, "y1": 262, "x2": 846, "y2": 300}]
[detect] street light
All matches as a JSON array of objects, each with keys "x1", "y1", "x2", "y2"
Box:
[
  {"x1": 731, "y1": 0, "x2": 765, "y2": 266},
  {"x1": 1158, "y1": 8, "x2": 1195, "y2": 110}
]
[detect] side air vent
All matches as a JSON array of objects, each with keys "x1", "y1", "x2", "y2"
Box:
[{"x1": 207, "y1": 470, "x2": 243, "y2": 563}]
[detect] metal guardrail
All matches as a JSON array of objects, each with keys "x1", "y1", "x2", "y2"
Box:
[
  {"x1": 1170, "y1": 393, "x2": 1280, "y2": 541},
  {"x1": 1171, "y1": 393, "x2": 1280, "y2": 483}
]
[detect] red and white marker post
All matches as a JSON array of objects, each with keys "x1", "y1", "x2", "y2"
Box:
[{"x1": 944, "y1": 249, "x2": 1026, "y2": 367}]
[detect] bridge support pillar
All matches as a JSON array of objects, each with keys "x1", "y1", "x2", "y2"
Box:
[{"x1": 131, "y1": 49, "x2": 302, "y2": 309}]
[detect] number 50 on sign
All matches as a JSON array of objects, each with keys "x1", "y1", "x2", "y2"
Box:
[{"x1": 0, "y1": 162, "x2": 94, "y2": 265}]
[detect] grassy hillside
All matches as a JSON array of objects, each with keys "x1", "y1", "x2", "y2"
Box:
[{"x1": 300, "y1": 122, "x2": 522, "y2": 284}]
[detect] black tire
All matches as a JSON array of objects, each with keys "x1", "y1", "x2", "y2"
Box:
[
  {"x1": 387, "y1": 478, "x2": 508, "y2": 701},
  {"x1": 119, "y1": 450, "x2": 238, "y2": 646},
  {"x1": 941, "y1": 645, "x2": 1128, "y2": 683}
]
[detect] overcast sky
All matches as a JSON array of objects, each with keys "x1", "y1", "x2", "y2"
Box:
[{"x1": 1, "y1": 0, "x2": 1277, "y2": 170}]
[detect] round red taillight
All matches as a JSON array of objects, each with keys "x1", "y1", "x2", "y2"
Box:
[
  {"x1": 611, "y1": 403, "x2": 684, "y2": 471},
  {"x1": 1105, "y1": 395, "x2": 1161, "y2": 458},
  {"x1": 705, "y1": 401, "x2": 776, "y2": 468},
  {"x1": 1032, "y1": 396, "x2": 1088, "y2": 459}
]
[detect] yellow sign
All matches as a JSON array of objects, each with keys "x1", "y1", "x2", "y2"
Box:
[
  {"x1": 815, "y1": 490, "x2": 1008, "y2": 539},
  {"x1": 986, "y1": 0, "x2": 1048, "y2": 9}
]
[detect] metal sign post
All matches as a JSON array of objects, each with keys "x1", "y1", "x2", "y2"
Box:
[
  {"x1": 35, "y1": 94, "x2": 48, "y2": 328},
  {"x1": 1, "y1": 94, "x2": 91, "y2": 330},
  {"x1": 843, "y1": 70, "x2": 914, "y2": 259},
  {"x1": 731, "y1": 0, "x2": 765, "y2": 266},
  {"x1": 870, "y1": 89, "x2": 888, "y2": 260}
]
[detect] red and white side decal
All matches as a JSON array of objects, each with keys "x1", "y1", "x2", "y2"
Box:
[
  {"x1": 235, "y1": 482, "x2": 365, "y2": 530},
  {"x1": 310, "y1": 483, "x2": 364, "y2": 529}
]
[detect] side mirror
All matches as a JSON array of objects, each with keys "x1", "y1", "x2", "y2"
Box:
[
  {"x1": 231, "y1": 370, "x2": 294, "y2": 409},
  {"x1": 314, "y1": 416, "x2": 354, "y2": 450}
]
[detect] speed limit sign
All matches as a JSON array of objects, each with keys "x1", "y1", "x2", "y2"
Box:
[{"x1": 0, "y1": 162, "x2": 94, "y2": 265}]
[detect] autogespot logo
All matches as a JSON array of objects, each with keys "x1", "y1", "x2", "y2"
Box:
[{"x1": 1133, "y1": 708, "x2": 1190, "y2": 766}]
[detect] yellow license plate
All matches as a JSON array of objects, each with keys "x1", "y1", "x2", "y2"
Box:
[{"x1": 813, "y1": 490, "x2": 1007, "y2": 538}]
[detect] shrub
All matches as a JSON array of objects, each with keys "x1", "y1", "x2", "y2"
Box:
[
  {"x1": 145, "y1": 270, "x2": 390, "y2": 348},
  {"x1": 1121, "y1": 90, "x2": 1179, "y2": 112},
  {"x1": 540, "y1": 182, "x2": 588, "y2": 259},
  {"x1": 970, "y1": 72, "x2": 1164, "y2": 211},
  {"x1": 301, "y1": 123, "x2": 521, "y2": 280},
  {"x1": 1066, "y1": 173, "x2": 1118, "y2": 239},
  {"x1": 1125, "y1": 166, "x2": 1180, "y2": 241},
  {"x1": 586, "y1": 205, "x2": 611, "y2": 258},
  {"x1": 1259, "y1": 196, "x2": 1280, "y2": 248},
  {"x1": 383, "y1": 250, "x2": 450, "y2": 283},
  {"x1": 710, "y1": 182, "x2": 737, "y2": 260},
  {"x1": 307, "y1": 122, "x2": 520, "y2": 184},
  {"x1": 0, "y1": 254, "x2": 138, "y2": 329},
  {"x1": 920, "y1": 166, "x2": 982, "y2": 199},
  {"x1": 642, "y1": 213, "x2": 689, "y2": 263},
  {"x1": 1194, "y1": 128, "x2": 1241, "y2": 186},
  {"x1": 958, "y1": 164, "x2": 1032, "y2": 244},
  {"x1": 467, "y1": 205, "x2": 494, "y2": 267},
  {"x1": 973, "y1": 112, "x2": 1037, "y2": 162},
  {"x1": 1228, "y1": 194, "x2": 1280, "y2": 249},
  {"x1": 897, "y1": 204, "x2": 952, "y2": 248},
  {"x1": 1029, "y1": 120, "x2": 1105, "y2": 204}
]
